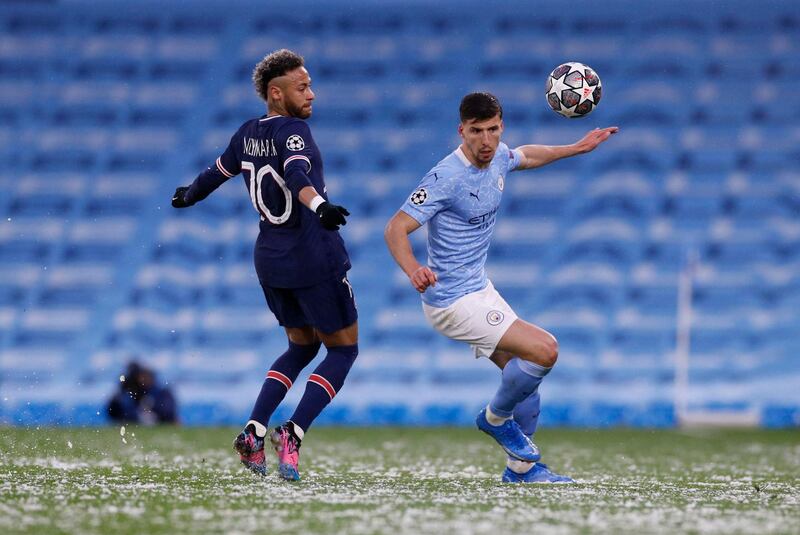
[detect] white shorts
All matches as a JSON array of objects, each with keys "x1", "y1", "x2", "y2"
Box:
[{"x1": 422, "y1": 280, "x2": 518, "y2": 358}]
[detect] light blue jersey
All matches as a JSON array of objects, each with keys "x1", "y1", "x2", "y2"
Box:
[{"x1": 401, "y1": 142, "x2": 523, "y2": 307}]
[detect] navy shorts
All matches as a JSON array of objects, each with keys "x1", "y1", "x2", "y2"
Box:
[{"x1": 261, "y1": 273, "x2": 358, "y2": 335}]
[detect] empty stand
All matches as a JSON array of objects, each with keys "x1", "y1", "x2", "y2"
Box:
[{"x1": 1, "y1": 0, "x2": 798, "y2": 426}]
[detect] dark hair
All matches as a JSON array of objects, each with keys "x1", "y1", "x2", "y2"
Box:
[
  {"x1": 459, "y1": 92, "x2": 503, "y2": 122},
  {"x1": 252, "y1": 49, "x2": 305, "y2": 102}
]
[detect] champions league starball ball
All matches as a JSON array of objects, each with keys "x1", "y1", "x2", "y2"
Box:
[{"x1": 545, "y1": 62, "x2": 602, "y2": 118}]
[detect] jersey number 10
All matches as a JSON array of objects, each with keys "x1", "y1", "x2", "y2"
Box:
[{"x1": 241, "y1": 161, "x2": 292, "y2": 225}]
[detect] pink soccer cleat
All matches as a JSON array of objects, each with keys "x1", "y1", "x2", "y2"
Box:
[
  {"x1": 233, "y1": 424, "x2": 266, "y2": 476},
  {"x1": 270, "y1": 423, "x2": 302, "y2": 481}
]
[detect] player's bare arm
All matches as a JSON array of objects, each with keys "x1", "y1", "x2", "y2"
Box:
[
  {"x1": 515, "y1": 126, "x2": 618, "y2": 170},
  {"x1": 384, "y1": 210, "x2": 437, "y2": 293}
]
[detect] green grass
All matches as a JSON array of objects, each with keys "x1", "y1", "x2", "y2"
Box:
[{"x1": 0, "y1": 426, "x2": 798, "y2": 534}]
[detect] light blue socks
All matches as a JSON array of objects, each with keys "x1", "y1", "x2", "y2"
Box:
[
  {"x1": 513, "y1": 390, "x2": 541, "y2": 437},
  {"x1": 489, "y1": 357, "x2": 551, "y2": 419}
]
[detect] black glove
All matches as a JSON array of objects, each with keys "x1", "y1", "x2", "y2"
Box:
[
  {"x1": 315, "y1": 201, "x2": 350, "y2": 230},
  {"x1": 171, "y1": 186, "x2": 191, "y2": 208}
]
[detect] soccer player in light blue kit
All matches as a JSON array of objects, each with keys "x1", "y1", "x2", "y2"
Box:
[{"x1": 385, "y1": 92, "x2": 617, "y2": 483}]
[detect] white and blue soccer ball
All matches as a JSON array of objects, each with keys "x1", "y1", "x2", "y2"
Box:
[{"x1": 545, "y1": 62, "x2": 602, "y2": 118}]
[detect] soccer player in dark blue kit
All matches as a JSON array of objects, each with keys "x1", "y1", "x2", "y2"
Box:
[{"x1": 171, "y1": 49, "x2": 358, "y2": 481}]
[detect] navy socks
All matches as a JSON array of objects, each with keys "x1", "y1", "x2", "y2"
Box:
[
  {"x1": 248, "y1": 341, "x2": 321, "y2": 435},
  {"x1": 289, "y1": 344, "x2": 358, "y2": 432}
]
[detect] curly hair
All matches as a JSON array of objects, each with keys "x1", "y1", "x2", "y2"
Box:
[
  {"x1": 252, "y1": 49, "x2": 305, "y2": 102},
  {"x1": 459, "y1": 92, "x2": 503, "y2": 122}
]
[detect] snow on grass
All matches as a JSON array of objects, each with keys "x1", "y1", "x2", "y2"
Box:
[{"x1": 0, "y1": 427, "x2": 797, "y2": 534}]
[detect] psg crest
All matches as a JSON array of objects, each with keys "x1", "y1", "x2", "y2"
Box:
[{"x1": 410, "y1": 188, "x2": 428, "y2": 205}]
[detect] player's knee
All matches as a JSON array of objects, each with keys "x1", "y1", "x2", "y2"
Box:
[
  {"x1": 539, "y1": 335, "x2": 559, "y2": 368},
  {"x1": 286, "y1": 326, "x2": 318, "y2": 346}
]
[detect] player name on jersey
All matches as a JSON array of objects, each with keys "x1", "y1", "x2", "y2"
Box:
[{"x1": 243, "y1": 137, "x2": 278, "y2": 158}]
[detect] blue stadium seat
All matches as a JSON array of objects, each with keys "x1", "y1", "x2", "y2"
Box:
[
  {"x1": 592, "y1": 149, "x2": 675, "y2": 172},
  {"x1": 573, "y1": 195, "x2": 657, "y2": 221},
  {"x1": 660, "y1": 195, "x2": 722, "y2": 230},
  {"x1": 704, "y1": 240, "x2": 785, "y2": 267},
  {"x1": 625, "y1": 282, "x2": 679, "y2": 314},
  {"x1": 52, "y1": 105, "x2": 120, "y2": 126},
  {"x1": 556, "y1": 326, "x2": 605, "y2": 356},
  {"x1": 610, "y1": 326, "x2": 676, "y2": 355},
  {"x1": 349, "y1": 348, "x2": 427, "y2": 384},
  {"x1": 180, "y1": 403, "x2": 237, "y2": 426},
  {"x1": 557, "y1": 240, "x2": 638, "y2": 267},
  {"x1": 1, "y1": 0, "x2": 798, "y2": 427},
  {"x1": 11, "y1": 402, "x2": 67, "y2": 426},
  {"x1": 678, "y1": 149, "x2": 738, "y2": 172},
  {"x1": 690, "y1": 328, "x2": 754, "y2": 355}
]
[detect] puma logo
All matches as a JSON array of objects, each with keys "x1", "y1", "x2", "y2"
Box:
[{"x1": 469, "y1": 191, "x2": 480, "y2": 201}]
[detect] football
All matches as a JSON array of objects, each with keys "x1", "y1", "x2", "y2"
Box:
[{"x1": 545, "y1": 62, "x2": 602, "y2": 118}]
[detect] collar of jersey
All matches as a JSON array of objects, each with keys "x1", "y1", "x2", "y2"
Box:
[
  {"x1": 455, "y1": 146, "x2": 497, "y2": 173},
  {"x1": 454, "y1": 146, "x2": 472, "y2": 168},
  {"x1": 259, "y1": 114, "x2": 283, "y2": 122}
]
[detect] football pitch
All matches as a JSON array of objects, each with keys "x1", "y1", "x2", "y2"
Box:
[{"x1": 1, "y1": 427, "x2": 797, "y2": 534}]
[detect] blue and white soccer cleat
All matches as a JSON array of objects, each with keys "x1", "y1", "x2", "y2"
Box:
[
  {"x1": 475, "y1": 408, "x2": 541, "y2": 462},
  {"x1": 502, "y1": 463, "x2": 574, "y2": 483},
  {"x1": 233, "y1": 424, "x2": 267, "y2": 476}
]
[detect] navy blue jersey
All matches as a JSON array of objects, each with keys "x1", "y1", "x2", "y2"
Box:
[{"x1": 185, "y1": 114, "x2": 351, "y2": 288}]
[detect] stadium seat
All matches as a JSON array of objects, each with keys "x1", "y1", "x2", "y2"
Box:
[{"x1": 1, "y1": 0, "x2": 798, "y2": 428}]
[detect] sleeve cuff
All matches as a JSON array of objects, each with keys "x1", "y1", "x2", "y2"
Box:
[
  {"x1": 309, "y1": 195, "x2": 326, "y2": 212},
  {"x1": 512, "y1": 148, "x2": 524, "y2": 170}
]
